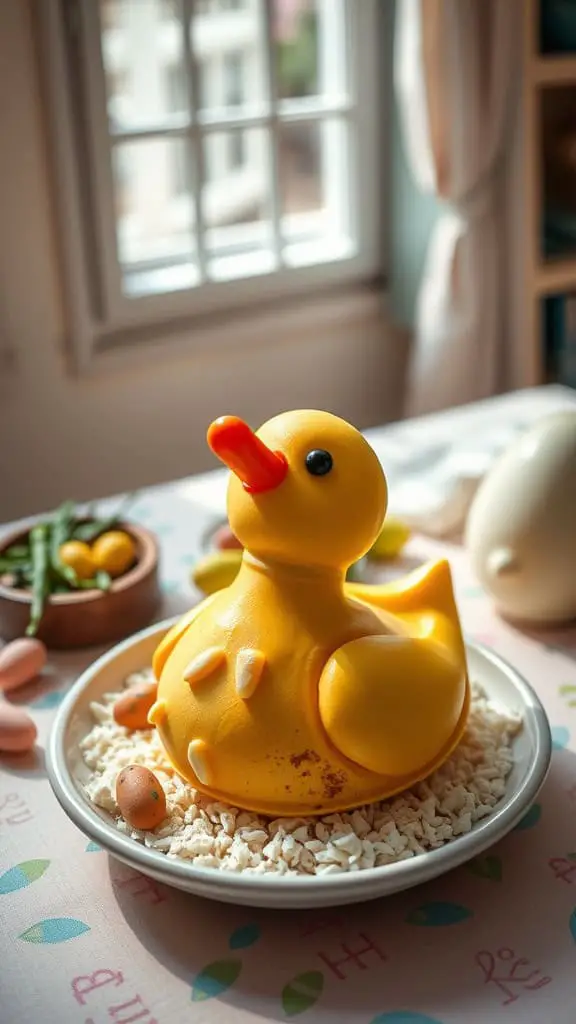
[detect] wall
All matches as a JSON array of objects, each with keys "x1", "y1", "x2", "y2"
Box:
[{"x1": 0, "y1": 1, "x2": 406, "y2": 522}]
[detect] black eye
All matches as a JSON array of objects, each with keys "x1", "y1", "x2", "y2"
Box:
[{"x1": 305, "y1": 449, "x2": 333, "y2": 476}]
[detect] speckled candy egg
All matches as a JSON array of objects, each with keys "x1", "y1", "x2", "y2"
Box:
[
  {"x1": 113, "y1": 681, "x2": 158, "y2": 731},
  {"x1": 115, "y1": 764, "x2": 167, "y2": 831}
]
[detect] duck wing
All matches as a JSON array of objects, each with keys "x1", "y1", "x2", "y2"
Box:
[{"x1": 318, "y1": 628, "x2": 469, "y2": 784}]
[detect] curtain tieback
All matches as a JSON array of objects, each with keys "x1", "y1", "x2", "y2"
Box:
[{"x1": 443, "y1": 174, "x2": 497, "y2": 225}]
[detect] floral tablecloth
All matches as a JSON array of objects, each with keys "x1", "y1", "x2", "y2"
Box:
[{"x1": 1, "y1": 460, "x2": 576, "y2": 1024}]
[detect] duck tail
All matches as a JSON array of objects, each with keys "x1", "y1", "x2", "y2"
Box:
[{"x1": 346, "y1": 558, "x2": 460, "y2": 621}]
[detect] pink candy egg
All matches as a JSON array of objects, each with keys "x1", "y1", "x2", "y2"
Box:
[
  {"x1": 213, "y1": 524, "x2": 242, "y2": 551},
  {"x1": 0, "y1": 638, "x2": 47, "y2": 692},
  {"x1": 0, "y1": 703, "x2": 37, "y2": 752}
]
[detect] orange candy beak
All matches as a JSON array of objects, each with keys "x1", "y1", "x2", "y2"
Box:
[{"x1": 207, "y1": 416, "x2": 288, "y2": 493}]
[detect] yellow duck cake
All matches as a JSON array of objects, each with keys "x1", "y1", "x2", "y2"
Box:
[{"x1": 149, "y1": 410, "x2": 470, "y2": 816}]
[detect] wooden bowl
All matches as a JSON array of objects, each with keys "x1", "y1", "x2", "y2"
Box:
[{"x1": 0, "y1": 522, "x2": 161, "y2": 650}]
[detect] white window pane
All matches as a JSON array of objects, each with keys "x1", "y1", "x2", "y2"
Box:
[
  {"x1": 202, "y1": 127, "x2": 274, "y2": 280},
  {"x1": 274, "y1": 0, "x2": 346, "y2": 101},
  {"x1": 279, "y1": 118, "x2": 352, "y2": 266},
  {"x1": 192, "y1": 0, "x2": 267, "y2": 114},
  {"x1": 100, "y1": 0, "x2": 188, "y2": 131},
  {"x1": 112, "y1": 137, "x2": 198, "y2": 295}
]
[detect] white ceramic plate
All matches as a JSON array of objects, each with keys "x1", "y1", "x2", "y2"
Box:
[{"x1": 47, "y1": 619, "x2": 551, "y2": 909}]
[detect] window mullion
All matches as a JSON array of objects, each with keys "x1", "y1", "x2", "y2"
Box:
[
  {"x1": 109, "y1": 119, "x2": 192, "y2": 143},
  {"x1": 182, "y1": 0, "x2": 208, "y2": 284},
  {"x1": 260, "y1": 0, "x2": 282, "y2": 270},
  {"x1": 105, "y1": 101, "x2": 353, "y2": 147}
]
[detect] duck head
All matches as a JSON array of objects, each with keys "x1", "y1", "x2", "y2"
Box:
[{"x1": 208, "y1": 410, "x2": 387, "y2": 572}]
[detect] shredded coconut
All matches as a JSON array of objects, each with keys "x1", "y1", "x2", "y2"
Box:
[{"x1": 81, "y1": 668, "x2": 521, "y2": 877}]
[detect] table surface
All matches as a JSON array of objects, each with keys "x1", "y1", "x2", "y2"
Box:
[{"x1": 2, "y1": 391, "x2": 576, "y2": 1024}]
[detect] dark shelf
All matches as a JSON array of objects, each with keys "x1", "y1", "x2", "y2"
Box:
[
  {"x1": 542, "y1": 293, "x2": 576, "y2": 388},
  {"x1": 540, "y1": 0, "x2": 576, "y2": 55}
]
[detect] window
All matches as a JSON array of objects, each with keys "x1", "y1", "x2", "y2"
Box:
[
  {"x1": 165, "y1": 64, "x2": 187, "y2": 116},
  {"x1": 41, "y1": 0, "x2": 382, "y2": 368},
  {"x1": 160, "y1": 0, "x2": 181, "y2": 19},
  {"x1": 223, "y1": 52, "x2": 245, "y2": 107},
  {"x1": 227, "y1": 129, "x2": 246, "y2": 170}
]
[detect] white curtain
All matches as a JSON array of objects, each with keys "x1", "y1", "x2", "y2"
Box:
[{"x1": 394, "y1": 0, "x2": 518, "y2": 415}]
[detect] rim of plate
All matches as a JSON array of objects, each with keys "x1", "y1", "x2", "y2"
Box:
[{"x1": 47, "y1": 618, "x2": 552, "y2": 896}]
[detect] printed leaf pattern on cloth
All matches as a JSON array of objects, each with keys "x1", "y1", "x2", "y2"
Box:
[
  {"x1": 229, "y1": 923, "x2": 261, "y2": 949},
  {"x1": 30, "y1": 690, "x2": 66, "y2": 709},
  {"x1": 406, "y1": 902, "x2": 472, "y2": 926},
  {"x1": 514, "y1": 804, "x2": 542, "y2": 831},
  {"x1": 191, "y1": 959, "x2": 242, "y2": 1001},
  {"x1": 281, "y1": 971, "x2": 325, "y2": 1017},
  {"x1": 0, "y1": 860, "x2": 50, "y2": 894},
  {"x1": 551, "y1": 726, "x2": 570, "y2": 751},
  {"x1": 19, "y1": 918, "x2": 90, "y2": 944},
  {"x1": 559, "y1": 684, "x2": 576, "y2": 708},
  {"x1": 465, "y1": 854, "x2": 502, "y2": 882}
]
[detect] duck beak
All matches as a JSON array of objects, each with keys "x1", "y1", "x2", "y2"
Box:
[{"x1": 207, "y1": 416, "x2": 288, "y2": 493}]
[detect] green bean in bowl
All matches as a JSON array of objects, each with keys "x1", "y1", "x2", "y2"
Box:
[{"x1": 0, "y1": 495, "x2": 160, "y2": 649}]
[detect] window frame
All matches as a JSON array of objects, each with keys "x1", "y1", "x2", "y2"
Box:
[{"x1": 38, "y1": 0, "x2": 386, "y2": 374}]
